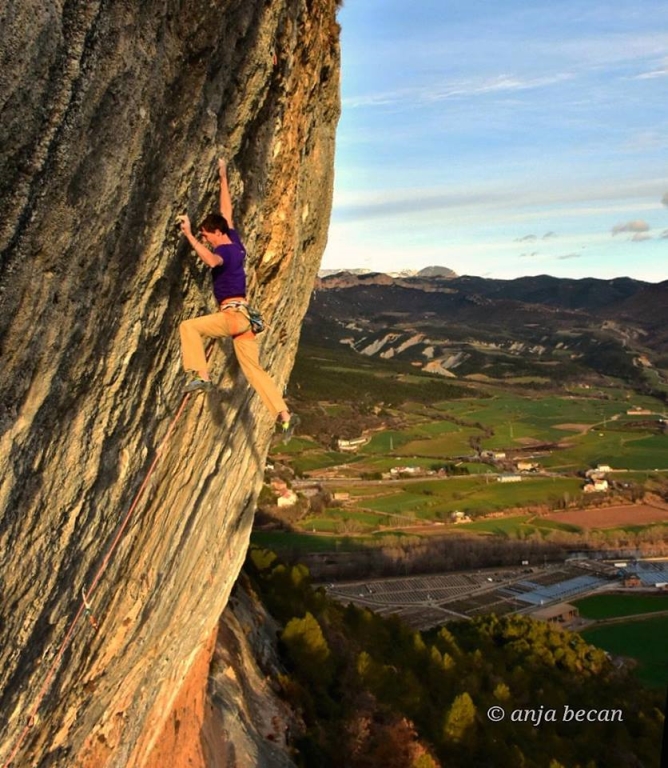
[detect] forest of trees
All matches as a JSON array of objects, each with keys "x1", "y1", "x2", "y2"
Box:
[
  {"x1": 244, "y1": 548, "x2": 664, "y2": 768},
  {"x1": 284, "y1": 532, "x2": 668, "y2": 583}
]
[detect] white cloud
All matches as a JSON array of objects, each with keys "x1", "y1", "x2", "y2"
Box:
[
  {"x1": 634, "y1": 69, "x2": 668, "y2": 79},
  {"x1": 557, "y1": 253, "x2": 583, "y2": 260},
  {"x1": 662, "y1": 192, "x2": 668, "y2": 207},
  {"x1": 633, "y1": 57, "x2": 668, "y2": 80},
  {"x1": 632, "y1": 232, "x2": 652, "y2": 242},
  {"x1": 343, "y1": 72, "x2": 573, "y2": 110},
  {"x1": 554, "y1": 32, "x2": 668, "y2": 71},
  {"x1": 516, "y1": 234, "x2": 538, "y2": 242},
  {"x1": 331, "y1": 182, "x2": 665, "y2": 228},
  {"x1": 611, "y1": 220, "x2": 650, "y2": 235},
  {"x1": 661, "y1": 229, "x2": 668, "y2": 239}
]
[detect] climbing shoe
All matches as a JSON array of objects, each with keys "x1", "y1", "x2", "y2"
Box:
[
  {"x1": 184, "y1": 377, "x2": 213, "y2": 394},
  {"x1": 278, "y1": 413, "x2": 299, "y2": 443}
]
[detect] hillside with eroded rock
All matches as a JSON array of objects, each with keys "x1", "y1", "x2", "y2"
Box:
[{"x1": 305, "y1": 271, "x2": 668, "y2": 390}]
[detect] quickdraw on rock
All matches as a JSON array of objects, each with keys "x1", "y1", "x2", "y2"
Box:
[{"x1": 81, "y1": 587, "x2": 99, "y2": 632}]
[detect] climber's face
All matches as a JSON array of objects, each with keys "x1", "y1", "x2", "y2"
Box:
[
  {"x1": 200, "y1": 228, "x2": 218, "y2": 245},
  {"x1": 200, "y1": 227, "x2": 226, "y2": 247}
]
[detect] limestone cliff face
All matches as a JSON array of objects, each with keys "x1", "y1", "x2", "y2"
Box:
[{"x1": 0, "y1": 1, "x2": 340, "y2": 766}]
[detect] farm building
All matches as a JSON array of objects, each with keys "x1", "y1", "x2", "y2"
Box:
[
  {"x1": 390, "y1": 466, "x2": 425, "y2": 477},
  {"x1": 583, "y1": 479, "x2": 609, "y2": 493},
  {"x1": 276, "y1": 489, "x2": 298, "y2": 508},
  {"x1": 531, "y1": 603, "x2": 579, "y2": 626},
  {"x1": 497, "y1": 474, "x2": 522, "y2": 483},
  {"x1": 517, "y1": 461, "x2": 540, "y2": 472},
  {"x1": 337, "y1": 436, "x2": 370, "y2": 452}
]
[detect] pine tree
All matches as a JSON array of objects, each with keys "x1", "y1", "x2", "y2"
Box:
[
  {"x1": 443, "y1": 691, "x2": 476, "y2": 744},
  {"x1": 281, "y1": 612, "x2": 333, "y2": 686}
]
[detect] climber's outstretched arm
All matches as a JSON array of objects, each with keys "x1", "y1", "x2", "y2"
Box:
[
  {"x1": 218, "y1": 158, "x2": 234, "y2": 228},
  {"x1": 178, "y1": 214, "x2": 223, "y2": 267}
]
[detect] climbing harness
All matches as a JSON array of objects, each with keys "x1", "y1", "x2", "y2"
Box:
[{"x1": 220, "y1": 300, "x2": 265, "y2": 335}]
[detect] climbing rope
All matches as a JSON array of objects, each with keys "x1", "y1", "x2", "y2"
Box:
[{"x1": 1, "y1": 378, "x2": 201, "y2": 768}]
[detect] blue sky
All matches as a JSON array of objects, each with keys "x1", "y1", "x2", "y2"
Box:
[{"x1": 321, "y1": 0, "x2": 668, "y2": 281}]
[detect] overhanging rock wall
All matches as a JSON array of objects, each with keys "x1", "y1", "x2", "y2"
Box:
[{"x1": 0, "y1": 1, "x2": 340, "y2": 765}]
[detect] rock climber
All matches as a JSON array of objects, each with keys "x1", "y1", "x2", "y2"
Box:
[{"x1": 177, "y1": 158, "x2": 293, "y2": 434}]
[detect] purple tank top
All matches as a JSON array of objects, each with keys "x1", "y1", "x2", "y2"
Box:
[{"x1": 211, "y1": 229, "x2": 247, "y2": 303}]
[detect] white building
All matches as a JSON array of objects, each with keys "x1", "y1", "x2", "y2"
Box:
[
  {"x1": 497, "y1": 474, "x2": 522, "y2": 483},
  {"x1": 277, "y1": 490, "x2": 299, "y2": 507},
  {"x1": 337, "y1": 436, "x2": 370, "y2": 452},
  {"x1": 583, "y1": 479, "x2": 609, "y2": 493}
]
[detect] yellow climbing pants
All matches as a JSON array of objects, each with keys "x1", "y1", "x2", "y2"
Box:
[{"x1": 179, "y1": 306, "x2": 287, "y2": 417}]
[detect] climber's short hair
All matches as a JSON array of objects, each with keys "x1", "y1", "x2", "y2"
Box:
[{"x1": 199, "y1": 212, "x2": 230, "y2": 235}]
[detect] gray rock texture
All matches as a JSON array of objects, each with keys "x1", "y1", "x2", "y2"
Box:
[
  {"x1": 204, "y1": 577, "x2": 300, "y2": 768},
  {"x1": 0, "y1": 1, "x2": 340, "y2": 765}
]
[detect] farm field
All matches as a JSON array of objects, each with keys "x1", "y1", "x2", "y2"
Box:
[
  {"x1": 315, "y1": 476, "x2": 586, "y2": 527},
  {"x1": 288, "y1": 476, "x2": 581, "y2": 536},
  {"x1": 276, "y1": 383, "x2": 666, "y2": 477},
  {"x1": 251, "y1": 530, "x2": 363, "y2": 552},
  {"x1": 540, "y1": 431, "x2": 668, "y2": 472},
  {"x1": 544, "y1": 504, "x2": 668, "y2": 529},
  {"x1": 453, "y1": 514, "x2": 581, "y2": 537},
  {"x1": 268, "y1": 345, "x2": 668, "y2": 551}
]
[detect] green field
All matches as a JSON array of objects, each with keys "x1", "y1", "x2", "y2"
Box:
[
  {"x1": 354, "y1": 476, "x2": 585, "y2": 521},
  {"x1": 288, "y1": 476, "x2": 589, "y2": 535},
  {"x1": 269, "y1": 348, "x2": 667, "y2": 545},
  {"x1": 541, "y1": 430, "x2": 668, "y2": 471},
  {"x1": 396, "y1": 428, "x2": 481, "y2": 457},
  {"x1": 303, "y1": 509, "x2": 389, "y2": 531},
  {"x1": 362, "y1": 430, "x2": 416, "y2": 453},
  {"x1": 289, "y1": 451, "x2": 364, "y2": 474},
  {"x1": 251, "y1": 528, "x2": 421, "y2": 552},
  {"x1": 582, "y1": 615, "x2": 668, "y2": 688},
  {"x1": 304, "y1": 397, "x2": 661, "y2": 475},
  {"x1": 575, "y1": 594, "x2": 668, "y2": 689},
  {"x1": 574, "y1": 593, "x2": 668, "y2": 620},
  {"x1": 431, "y1": 389, "x2": 666, "y2": 464},
  {"x1": 251, "y1": 530, "x2": 361, "y2": 552},
  {"x1": 275, "y1": 436, "x2": 321, "y2": 455},
  {"x1": 277, "y1": 376, "x2": 666, "y2": 479},
  {"x1": 457, "y1": 514, "x2": 581, "y2": 537},
  {"x1": 351, "y1": 456, "x2": 445, "y2": 473}
]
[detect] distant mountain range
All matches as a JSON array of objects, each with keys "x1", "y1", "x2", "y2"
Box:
[
  {"x1": 318, "y1": 265, "x2": 458, "y2": 280},
  {"x1": 303, "y1": 270, "x2": 668, "y2": 388}
]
